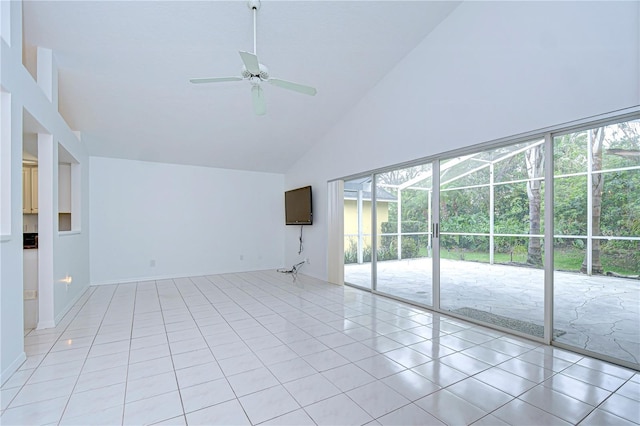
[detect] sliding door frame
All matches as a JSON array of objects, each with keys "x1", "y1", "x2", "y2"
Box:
[{"x1": 335, "y1": 106, "x2": 640, "y2": 368}]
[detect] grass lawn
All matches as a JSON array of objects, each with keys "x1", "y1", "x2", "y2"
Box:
[{"x1": 417, "y1": 247, "x2": 637, "y2": 276}]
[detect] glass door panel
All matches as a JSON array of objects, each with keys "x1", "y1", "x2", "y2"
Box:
[
  {"x1": 439, "y1": 141, "x2": 546, "y2": 338},
  {"x1": 343, "y1": 177, "x2": 373, "y2": 289},
  {"x1": 375, "y1": 164, "x2": 433, "y2": 306},
  {"x1": 553, "y1": 119, "x2": 640, "y2": 368}
]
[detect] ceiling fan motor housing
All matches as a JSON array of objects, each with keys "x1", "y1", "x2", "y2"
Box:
[{"x1": 242, "y1": 64, "x2": 269, "y2": 80}]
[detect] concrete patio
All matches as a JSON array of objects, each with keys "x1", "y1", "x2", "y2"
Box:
[{"x1": 345, "y1": 257, "x2": 639, "y2": 367}]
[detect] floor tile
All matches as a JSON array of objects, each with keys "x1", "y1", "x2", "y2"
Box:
[
  {"x1": 361, "y1": 336, "x2": 404, "y2": 353},
  {"x1": 492, "y1": 398, "x2": 572, "y2": 425},
  {"x1": 255, "y1": 344, "x2": 299, "y2": 365},
  {"x1": 126, "y1": 371, "x2": 178, "y2": 403},
  {"x1": 498, "y1": 358, "x2": 555, "y2": 383},
  {"x1": 176, "y1": 361, "x2": 224, "y2": 389},
  {"x1": 414, "y1": 389, "x2": 488, "y2": 425},
  {"x1": 461, "y1": 345, "x2": 512, "y2": 365},
  {"x1": 25, "y1": 360, "x2": 84, "y2": 385},
  {"x1": 74, "y1": 364, "x2": 128, "y2": 392},
  {"x1": 267, "y1": 357, "x2": 317, "y2": 383},
  {"x1": 128, "y1": 356, "x2": 175, "y2": 381},
  {"x1": 617, "y1": 380, "x2": 640, "y2": 402},
  {"x1": 0, "y1": 395, "x2": 68, "y2": 425},
  {"x1": 63, "y1": 382, "x2": 126, "y2": 420},
  {"x1": 542, "y1": 373, "x2": 612, "y2": 406},
  {"x1": 303, "y1": 349, "x2": 350, "y2": 372},
  {"x1": 520, "y1": 384, "x2": 593, "y2": 423},
  {"x1": 304, "y1": 393, "x2": 373, "y2": 426},
  {"x1": 384, "y1": 347, "x2": 431, "y2": 369},
  {"x1": 9, "y1": 375, "x2": 77, "y2": 407},
  {"x1": 261, "y1": 408, "x2": 316, "y2": 425},
  {"x1": 579, "y1": 407, "x2": 638, "y2": 426},
  {"x1": 562, "y1": 364, "x2": 627, "y2": 391},
  {"x1": 283, "y1": 373, "x2": 341, "y2": 406},
  {"x1": 179, "y1": 378, "x2": 235, "y2": 414},
  {"x1": 59, "y1": 404, "x2": 124, "y2": 425},
  {"x1": 474, "y1": 366, "x2": 537, "y2": 397},
  {"x1": 238, "y1": 385, "x2": 300, "y2": 424},
  {"x1": 171, "y1": 349, "x2": 216, "y2": 370},
  {"x1": 123, "y1": 390, "x2": 184, "y2": 426},
  {"x1": 355, "y1": 354, "x2": 406, "y2": 379},
  {"x1": 376, "y1": 403, "x2": 445, "y2": 426},
  {"x1": 3, "y1": 272, "x2": 638, "y2": 426},
  {"x1": 381, "y1": 370, "x2": 440, "y2": 401},
  {"x1": 411, "y1": 360, "x2": 467, "y2": 387},
  {"x1": 446, "y1": 377, "x2": 513, "y2": 412},
  {"x1": 152, "y1": 414, "x2": 186, "y2": 425},
  {"x1": 185, "y1": 399, "x2": 250, "y2": 426},
  {"x1": 347, "y1": 380, "x2": 410, "y2": 418},
  {"x1": 322, "y1": 364, "x2": 376, "y2": 394},
  {"x1": 599, "y1": 393, "x2": 640, "y2": 423},
  {"x1": 334, "y1": 342, "x2": 379, "y2": 362},
  {"x1": 227, "y1": 366, "x2": 279, "y2": 397}
]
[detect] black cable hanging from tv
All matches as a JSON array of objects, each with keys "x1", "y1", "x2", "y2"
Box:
[{"x1": 298, "y1": 225, "x2": 303, "y2": 255}]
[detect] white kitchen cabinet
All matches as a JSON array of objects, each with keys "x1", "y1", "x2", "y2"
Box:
[{"x1": 22, "y1": 166, "x2": 38, "y2": 214}]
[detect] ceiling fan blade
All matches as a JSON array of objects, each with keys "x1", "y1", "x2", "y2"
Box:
[
  {"x1": 268, "y1": 78, "x2": 317, "y2": 96},
  {"x1": 189, "y1": 77, "x2": 242, "y2": 84},
  {"x1": 251, "y1": 85, "x2": 266, "y2": 115},
  {"x1": 239, "y1": 51, "x2": 260, "y2": 75}
]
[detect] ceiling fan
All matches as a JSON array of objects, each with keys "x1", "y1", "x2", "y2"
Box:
[{"x1": 189, "y1": 0, "x2": 317, "y2": 115}]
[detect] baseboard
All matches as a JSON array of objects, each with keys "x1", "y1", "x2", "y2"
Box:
[
  {"x1": 36, "y1": 285, "x2": 89, "y2": 330},
  {"x1": 36, "y1": 320, "x2": 56, "y2": 329},
  {"x1": 90, "y1": 268, "x2": 280, "y2": 286},
  {"x1": 1, "y1": 352, "x2": 26, "y2": 386}
]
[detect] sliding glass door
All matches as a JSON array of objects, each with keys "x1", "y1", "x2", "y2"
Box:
[
  {"x1": 438, "y1": 141, "x2": 546, "y2": 338},
  {"x1": 343, "y1": 177, "x2": 373, "y2": 289},
  {"x1": 553, "y1": 119, "x2": 640, "y2": 365},
  {"x1": 339, "y1": 114, "x2": 639, "y2": 369},
  {"x1": 375, "y1": 164, "x2": 434, "y2": 306}
]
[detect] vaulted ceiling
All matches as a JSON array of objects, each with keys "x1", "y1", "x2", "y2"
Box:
[{"x1": 23, "y1": 1, "x2": 461, "y2": 173}]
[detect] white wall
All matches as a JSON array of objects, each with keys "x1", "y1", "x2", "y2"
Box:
[
  {"x1": 1, "y1": 0, "x2": 90, "y2": 383},
  {"x1": 90, "y1": 157, "x2": 285, "y2": 284},
  {"x1": 284, "y1": 1, "x2": 640, "y2": 280}
]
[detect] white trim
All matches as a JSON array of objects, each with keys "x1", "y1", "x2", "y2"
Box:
[
  {"x1": 0, "y1": 352, "x2": 26, "y2": 386},
  {"x1": 58, "y1": 230, "x2": 81, "y2": 236},
  {"x1": 0, "y1": 234, "x2": 10, "y2": 242}
]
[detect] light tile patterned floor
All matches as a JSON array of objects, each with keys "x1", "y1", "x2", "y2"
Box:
[{"x1": 1, "y1": 270, "x2": 639, "y2": 425}]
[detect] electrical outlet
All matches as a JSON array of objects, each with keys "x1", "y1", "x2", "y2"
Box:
[
  {"x1": 150, "y1": 259, "x2": 156, "y2": 267},
  {"x1": 240, "y1": 255, "x2": 244, "y2": 261},
  {"x1": 24, "y1": 290, "x2": 37, "y2": 300},
  {"x1": 305, "y1": 258, "x2": 310, "y2": 264}
]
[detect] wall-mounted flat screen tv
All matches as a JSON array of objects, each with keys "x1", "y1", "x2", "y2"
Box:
[{"x1": 285, "y1": 186, "x2": 313, "y2": 225}]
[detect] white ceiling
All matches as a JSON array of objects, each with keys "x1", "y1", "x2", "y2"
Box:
[{"x1": 23, "y1": 1, "x2": 460, "y2": 173}]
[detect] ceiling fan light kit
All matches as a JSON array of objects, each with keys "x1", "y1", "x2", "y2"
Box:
[{"x1": 189, "y1": 0, "x2": 317, "y2": 115}]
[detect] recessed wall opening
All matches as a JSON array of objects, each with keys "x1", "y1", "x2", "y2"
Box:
[{"x1": 58, "y1": 144, "x2": 79, "y2": 233}]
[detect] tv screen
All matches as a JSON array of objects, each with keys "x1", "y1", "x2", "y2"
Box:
[{"x1": 285, "y1": 186, "x2": 313, "y2": 225}]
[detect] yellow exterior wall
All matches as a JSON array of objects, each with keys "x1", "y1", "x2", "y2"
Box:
[{"x1": 344, "y1": 200, "x2": 389, "y2": 248}]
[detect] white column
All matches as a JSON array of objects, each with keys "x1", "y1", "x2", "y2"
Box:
[
  {"x1": 397, "y1": 190, "x2": 402, "y2": 260},
  {"x1": 37, "y1": 133, "x2": 56, "y2": 328},
  {"x1": 586, "y1": 130, "x2": 593, "y2": 275},
  {"x1": 489, "y1": 163, "x2": 495, "y2": 264},
  {"x1": 357, "y1": 189, "x2": 363, "y2": 264}
]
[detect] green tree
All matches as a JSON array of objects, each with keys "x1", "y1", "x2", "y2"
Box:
[{"x1": 525, "y1": 144, "x2": 544, "y2": 266}]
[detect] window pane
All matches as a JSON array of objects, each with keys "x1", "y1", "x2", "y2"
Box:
[{"x1": 375, "y1": 164, "x2": 433, "y2": 306}]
